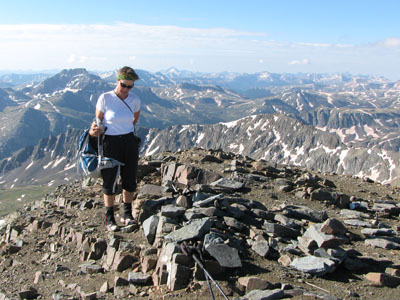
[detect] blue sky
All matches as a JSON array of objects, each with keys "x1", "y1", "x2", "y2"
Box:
[{"x1": 0, "y1": 0, "x2": 399, "y2": 80}]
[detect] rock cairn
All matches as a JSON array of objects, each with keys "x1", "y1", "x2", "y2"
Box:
[{"x1": 1, "y1": 148, "x2": 400, "y2": 299}]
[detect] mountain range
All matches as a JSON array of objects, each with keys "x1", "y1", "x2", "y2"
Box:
[{"x1": 1, "y1": 68, "x2": 400, "y2": 188}]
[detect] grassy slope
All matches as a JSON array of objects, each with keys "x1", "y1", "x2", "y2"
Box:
[{"x1": 0, "y1": 186, "x2": 54, "y2": 218}]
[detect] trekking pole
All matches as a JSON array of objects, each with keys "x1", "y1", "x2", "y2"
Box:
[
  {"x1": 197, "y1": 244, "x2": 215, "y2": 300},
  {"x1": 180, "y1": 242, "x2": 229, "y2": 300}
]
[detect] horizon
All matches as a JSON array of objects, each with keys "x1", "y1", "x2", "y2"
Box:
[
  {"x1": 0, "y1": 67, "x2": 393, "y2": 82},
  {"x1": 0, "y1": 0, "x2": 399, "y2": 80}
]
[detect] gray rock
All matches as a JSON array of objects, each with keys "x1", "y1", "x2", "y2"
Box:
[
  {"x1": 193, "y1": 193, "x2": 224, "y2": 207},
  {"x1": 140, "y1": 184, "x2": 170, "y2": 197},
  {"x1": 253, "y1": 209, "x2": 275, "y2": 220},
  {"x1": 372, "y1": 203, "x2": 400, "y2": 215},
  {"x1": 263, "y1": 222, "x2": 301, "y2": 238},
  {"x1": 80, "y1": 291, "x2": 98, "y2": 300},
  {"x1": 290, "y1": 255, "x2": 336, "y2": 276},
  {"x1": 155, "y1": 216, "x2": 178, "y2": 236},
  {"x1": 161, "y1": 162, "x2": 179, "y2": 186},
  {"x1": 224, "y1": 216, "x2": 246, "y2": 232},
  {"x1": 112, "y1": 251, "x2": 136, "y2": 272},
  {"x1": 184, "y1": 207, "x2": 224, "y2": 220},
  {"x1": 251, "y1": 240, "x2": 270, "y2": 258},
  {"x1": 141, "y1": 197, "x2": 175, "y2": 220},
  {"x1": 237, "y1": 276, "x2": 272, "y2": 292},
  {"x1": 303, "y1": 223, "x2": 349, "y2": 248},
  {"x1": 161, "y1": 205, "x2": 186, "y2": 218},
  {"x1": 274, "y1": 214, "x2": 302, "y2": 229},
  {"x1": 128, "y1": 272, "x2": 152, "y2": 285},
  {"x1": 320, "y1": 218, "x2": 347, "y2": 235},
  {"x1": 86, "y1": 264, "x2": 104, "y2": 274},
  {"x1": 361, "y1": 228, "x2": 397, "y2": 236},
  {"x1": 114, "y1": 276, "x2": 129, "y2": 287},
  {"x1": 343, "y1": 219, "x2": 374, "y2": 228},
  {"x1": 158, "y1": 242, "x2": 180, "y2": 265},
  {"x1": 18, "y1": 287, "x2": 38, "y2": 300},
  {"x1": 310, "y1": 189, "x2": 338, "y2": 202},
  {"x1": 365, "y1": 238, "x2": 400, "y2": 249},
  {"x1": 192, "y1": 191, "x2": 213, "y2": 202},
  {"x1": 225, "y1": 204, "x2": 246, "y2": 219},
  {"x1": 89, "y1": 239, "x2": 107, "y2": 260},
  {"x1": 210, "y1": 178, "x2": 245, "y2": 192},
  {"x1": 240, "y1": 288, "x2": 284, "y2": 300},
  {"x1": 314, "y1": 247, "x2": 347, "y2": 264},
  {"x1": 297, "y1": 236, "x2": 318, "y2": 255},
  {"x1": 175, "y1": 195, "x2": 192, "y2": 208},
  {"x1": 167, "y1": 262, "x2": 192, "y2": 291},
  {"x1": 143, "y1": 215, "x2": 159, "y2": 245},
  {"x1": 164, "y1": 217, "x2": 213, "y2": 242},
  {"x1": 283, "y1": 205, "x2": 328, "y2": 223},
  {"x1": 205, "y1": 243, "x2": 242, "y2": 268},
  {"x1": 340, "y1": 209, "x2": 368, "y2": 219}
]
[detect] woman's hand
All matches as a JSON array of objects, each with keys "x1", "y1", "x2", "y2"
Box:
[{"x1": 89, "y1": 121, "x2": 103, "y2": 137}]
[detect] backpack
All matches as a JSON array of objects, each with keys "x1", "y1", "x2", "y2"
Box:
[{"x1": 77, "y1": 129, "x2": 124, "y2": 178}]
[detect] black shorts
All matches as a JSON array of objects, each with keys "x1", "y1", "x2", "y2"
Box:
[{"x1": 101, "y1": 133, "x2": 139, "y2": 195}]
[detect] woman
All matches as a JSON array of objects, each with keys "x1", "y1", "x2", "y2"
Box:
[{"x1": 89, "y1": 66, "x2": 141, "y2": 231}]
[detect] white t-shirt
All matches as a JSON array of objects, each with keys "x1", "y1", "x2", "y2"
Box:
[{"x1": 96, "y1": 90, "x2": 141, "y2": 135}]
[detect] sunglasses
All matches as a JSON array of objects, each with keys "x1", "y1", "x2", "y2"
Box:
[{"x1": 120, "y1": 82, "x2": 134, "y2": 89}]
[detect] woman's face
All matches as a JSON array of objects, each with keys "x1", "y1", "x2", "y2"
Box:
[{"x1": 116, "y1": 79, "x2": 134, "y2": 98}]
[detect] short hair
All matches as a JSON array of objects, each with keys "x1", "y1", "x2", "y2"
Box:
[{"x1": 117, "y1": 66, "x2": 139, "y2": 81}]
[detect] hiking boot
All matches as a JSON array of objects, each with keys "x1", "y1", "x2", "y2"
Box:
[
  {"x1": 105, "y1": 214, "x2": 118, "y2": 232},
  {"x1": 120, "y1": 212, "x2": 137, "y2": 225}
]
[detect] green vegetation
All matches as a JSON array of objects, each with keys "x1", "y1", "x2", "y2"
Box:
[{"x1": 0, "y1": 186, "x2": 55, "y2": 218}]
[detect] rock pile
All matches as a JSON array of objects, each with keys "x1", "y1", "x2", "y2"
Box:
[{"x1": 0, "y1": 148, "x2": 400, "y2": 299}]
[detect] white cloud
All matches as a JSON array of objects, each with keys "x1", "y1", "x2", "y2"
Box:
[
  {"x1": 0, "y1": 23, "x2": 268, "y2": 71},
  {"x1": 67, "y1": 54, "x2": 106, "y2": 64},
  {"x1": 381, "y1": 37, "x2": 400, "y2": 48},
  {"x1": 288, "y1": 59, "x2": 310, "y2": 65},
  {"x1": 0, "y1": 23, "x2": 399, "y2": 80}
]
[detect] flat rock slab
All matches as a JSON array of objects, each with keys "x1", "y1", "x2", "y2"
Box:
[
  {"x1": 343, "y1": 219, "x2": 374, "y2": 228},
  {"x1": 361, "y1": 228, "x2": 397, "y2": 236},
  {"x1": 290, "y1": 255, "x2": 336, "y2": 276},
  {"x1": 283, "y1": 205, "x2": 328, "y2": 223},
  {"x1": 264, "y1": 222, "x2": 301, "y2": 238},
  {"x1": 128, "y1": 272, "x2": 152, "y2": 285},
  {"x1": 365, "y1": 238, "x2": 400, "y2": 250},
  {"x1": 240, "y1": 288, "x2": 284, "y2": 300},
  {"x1": 164, "y1": 218, "x2": 213, "y2": 243},
  {"x1": 205, "y1": 243, "x2": 242, "y2": 268},
  {"x1": 210, "y1": 178, "x2": 245, "y2": 191}
]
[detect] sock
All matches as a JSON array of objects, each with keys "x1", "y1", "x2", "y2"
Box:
[
  {"x1": 106, "y1": 206, "x2": 114, "y2": 216},
  {"x1": 123, "y1": 202, "x2": 132, "y2": 215}
]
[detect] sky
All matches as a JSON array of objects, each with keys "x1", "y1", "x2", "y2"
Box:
[{"x1": 0, "y1": 0, "x2": 399, "y2": 80}]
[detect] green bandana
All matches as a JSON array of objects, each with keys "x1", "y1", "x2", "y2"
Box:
[{"x1": 117, "y1": 74, "x2": 136, "y2": 81}]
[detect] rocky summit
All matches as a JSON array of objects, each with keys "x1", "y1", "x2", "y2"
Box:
[{"x1": 1, "y1": 148, "x2": 400, "y2": 300}]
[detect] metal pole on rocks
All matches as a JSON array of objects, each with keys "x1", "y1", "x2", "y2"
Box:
[
  {"x1": 198, "y1": 246, "x2": 215, "y2": 300},
  {"x1": 180, "y1": 242, "x2": 229, "y2": 300}
]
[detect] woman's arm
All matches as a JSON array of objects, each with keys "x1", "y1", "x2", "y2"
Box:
[{"x1": 133, "y1": 110, "x2": 140, "y2": 126}]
